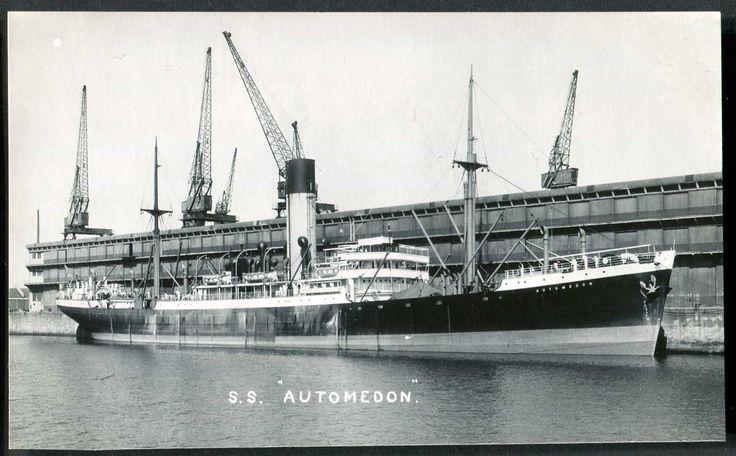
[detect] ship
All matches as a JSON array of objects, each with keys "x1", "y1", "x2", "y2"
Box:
[{"x1": 56, "y1": 69, "x2": 675, "y2": 357}]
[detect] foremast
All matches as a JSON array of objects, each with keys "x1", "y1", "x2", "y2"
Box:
[
  {"x1": 453, "y1": 66, "x2": 487, "y2": 291},
  {"x1": 141, "y1": 138, "x2": 171, "y2": 302}
]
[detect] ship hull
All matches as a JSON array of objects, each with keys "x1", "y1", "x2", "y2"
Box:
[{"x1": 58, "y1": 266, "x2": 672, "y2": 356}]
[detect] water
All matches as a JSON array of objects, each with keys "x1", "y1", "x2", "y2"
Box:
[{"x1": 9, "y1": 336, "x2": 724, "y2": 449}]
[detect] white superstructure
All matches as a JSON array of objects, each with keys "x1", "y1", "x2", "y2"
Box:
[{"x1": 57, "y1": 236, "x2": 430, "y2": 309}]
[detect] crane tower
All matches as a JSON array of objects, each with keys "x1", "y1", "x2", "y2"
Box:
[
  {"x1": 181, "y1": 47, "x2": 236, "y2": 226},
  {"x1": 63, "y1": 85, "x2": 112, "y2": 240},
  {"x1": 541, "y1": 70, "x2": 579, "y2": 189}
]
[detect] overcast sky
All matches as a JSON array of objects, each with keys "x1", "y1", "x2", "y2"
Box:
[{"x1": 7, "y1": 12, "x2": 721, "y2": 287}]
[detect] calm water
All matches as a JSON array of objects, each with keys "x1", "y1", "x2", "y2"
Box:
[{"x1": 9, "y1": 336, "x2": 724, "y2": 449}]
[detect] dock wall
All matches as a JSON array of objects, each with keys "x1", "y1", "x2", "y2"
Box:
[
  {"x1": 9, "y1": 311, "x2": 77, "y2": 336},
  {"x1": 661, "y1": 307, "x2": 724, "y2": 354}
]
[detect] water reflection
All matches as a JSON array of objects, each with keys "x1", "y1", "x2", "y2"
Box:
[{"x1": 9, "y1": 336, "x2": 724, "y2": 449}]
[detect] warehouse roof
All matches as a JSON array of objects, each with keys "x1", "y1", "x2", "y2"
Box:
[{"x1": 28, "y1": 171, "x2": 721, "y2": 250}]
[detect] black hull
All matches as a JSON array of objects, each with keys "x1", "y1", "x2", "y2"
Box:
[{"x1": 59, "y1": 269, "x2": 671, "y2": 356}]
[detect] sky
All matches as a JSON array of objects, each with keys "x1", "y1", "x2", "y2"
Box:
[{"x1": 7, "y1": 12, "x2": 722, "y2": 288}]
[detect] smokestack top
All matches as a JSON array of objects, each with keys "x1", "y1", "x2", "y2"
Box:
[{"x1": 285, "y1": 158, "x2": 316, "y2": 195}]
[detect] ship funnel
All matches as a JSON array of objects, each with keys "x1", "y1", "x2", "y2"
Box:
[{"x1": 285, "y1": 158, "x2": 317, "y2": 280}]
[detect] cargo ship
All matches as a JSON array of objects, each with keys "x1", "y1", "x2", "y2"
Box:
[{"x1": 56, "y1": 65, "x2": 674, "y2": 357}]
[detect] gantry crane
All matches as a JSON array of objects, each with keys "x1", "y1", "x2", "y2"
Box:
[
  {"x1": 222, "y1": 31, "x2": 336, "y2": 217},
  {"x1": 214, "y1": 148, "x2": 238, "y2": 216},
  {"x1": 181, "y1": 47, "x2": 236, "y2": 226},
  {"x1": 63, "y1": 85, "x2": 112, "y2": 240},
  {"x1": 541, "y1": 70, "x2": 579, "y2": 189}
]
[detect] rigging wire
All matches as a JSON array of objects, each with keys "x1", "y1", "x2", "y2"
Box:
[
  {"x1": 351, "y1": 91, "x2": 467, "y2": 239},
  {"x1": 444, "y1": 93, "x2": 468, "y2": 156},
  {"x1": 473, "y1": 80, "x2": 546, "y2": 164},
  {"x1": 450, "y1": 99, "x2": 467, "y2": 163},
  {"x1": 485, "y1": 167, "x2": 616, "y2": 244},
  {"x1": 418, "y1": 165, "x2": 455, "y2": 204},
  {"x1": 470, "y1": 77, "x2": 616, "y2": 246},
  {"x1": 472, "y1": 91, "x2": 491, "y2": 168},
  {"x1": 449, "y1": 169, "x2": 466, "y2": 201}
]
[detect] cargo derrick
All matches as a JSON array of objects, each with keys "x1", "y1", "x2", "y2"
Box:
[
  {"x1": 63, "y1": 86, "x2": 113, "y2": 240},
  {"x1": 181, "y1": 47, "x2": 236, "y2": 226},
  {"x1": 222, "y1": 31, "x2": 336, "y2": 217},
  {"x1": 542, "y1": 70, "x2": 579, "y2": 189}
]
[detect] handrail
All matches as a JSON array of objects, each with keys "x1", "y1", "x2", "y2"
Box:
[{"x1": 502, "y1": 246, "x2": 663, "y2": 279}]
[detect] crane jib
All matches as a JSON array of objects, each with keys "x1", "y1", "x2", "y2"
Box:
[{"x1": 223, "y1": 31, "x2": 299, "y2": 177}]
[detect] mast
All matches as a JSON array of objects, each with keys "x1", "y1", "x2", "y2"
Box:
[
  {"x1": 453, "y1": 66, "x2": 487, "y2": 291},
  {"x1": 141, "y1": 138, "x2": 171, "y2": 301}
]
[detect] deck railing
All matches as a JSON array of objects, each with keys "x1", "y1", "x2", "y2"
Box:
[{"x1": 503, "y1": 245, "x2": 660, "y2": 279}]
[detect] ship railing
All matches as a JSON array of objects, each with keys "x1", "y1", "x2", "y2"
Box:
[
  {"x1": 181, "y1": 289, "x2": 289, "y2": 301},
  {"x1": 503, "y1": 245, "x2": 658, "y2": 279},
  {"x1": 326, "y1": 244, "x2": 429, "y2": 258}
]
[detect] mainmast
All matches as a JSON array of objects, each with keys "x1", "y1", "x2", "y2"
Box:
[
  {"x1": 141, "y1": 138, "x2": 171, "y2": 301},
  {"x1": 453, "y1": 66, "x2": 487, "y2": 291}
]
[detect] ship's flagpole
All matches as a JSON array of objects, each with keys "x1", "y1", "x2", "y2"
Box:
[
  {"x1": 453, "y1": 66, "x2": 487, "y2": 292},
  {"x1": 141, "y1": 138, "x2": 172, "y2": 304}
]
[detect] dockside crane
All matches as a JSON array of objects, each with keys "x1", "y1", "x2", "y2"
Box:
[
  {"x1": 215, "y1": 148, "x2": 238, "y2": 216},
  {"x1": 181, "y1": 48, "x2": 214, "y2": 227},
  {"x1": 63, "y1": 85, "x2": 113, "y2": 240},
  {"x1": 222, "y1": 31, "x2": 336, "y2": 217},
  {"x1": 541, "y1": 70, "x2": 579, "y2": 189},
  {"x1": 181, "y1": 47, "x2": 236, "y2": 226}
]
